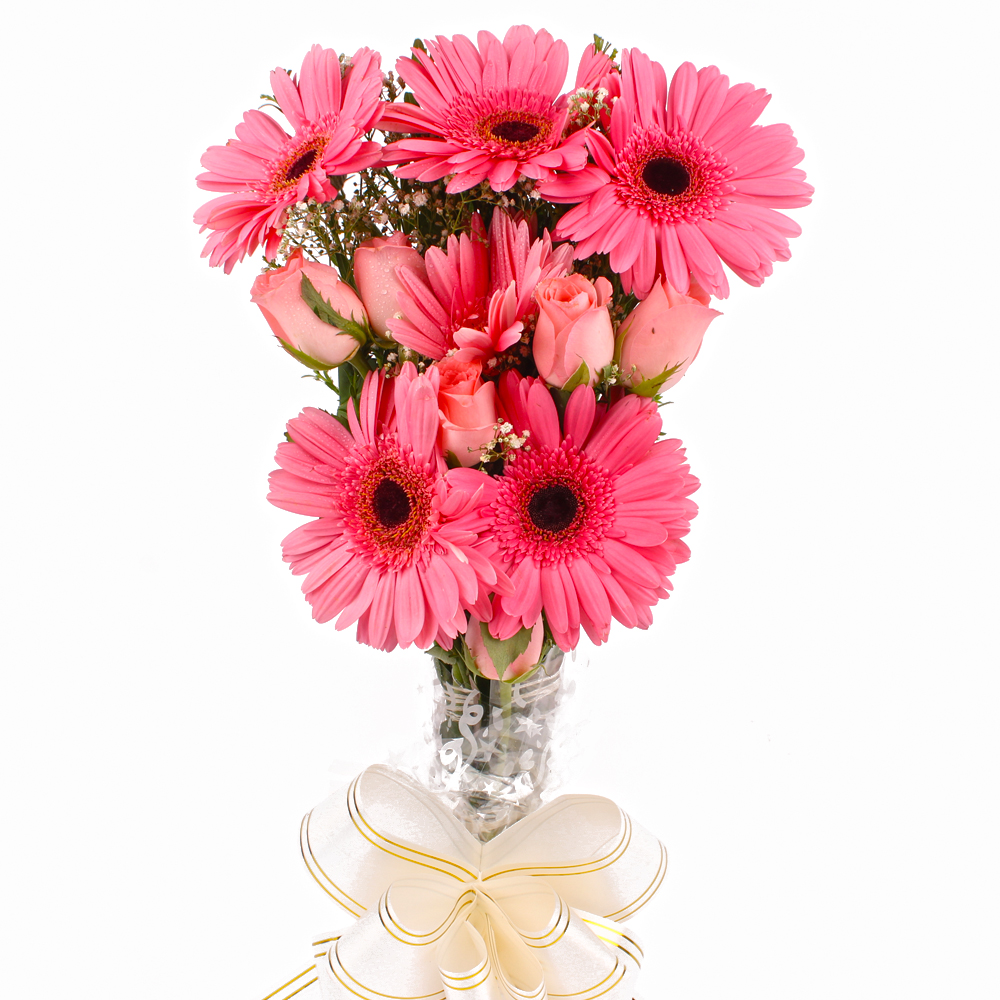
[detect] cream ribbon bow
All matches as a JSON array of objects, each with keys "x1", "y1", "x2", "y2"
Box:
[{"x1": 266, "y1": 765, "x2": 666, "y2": 1000}]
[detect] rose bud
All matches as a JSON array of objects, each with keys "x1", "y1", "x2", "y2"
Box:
[
  {"x1": 618, "y1": 277, "x2": 721, "y2": 394},
  {"x1": 433, "y1": 357, "x2": 498, "y2": 467},
  {"x1": 532, "y1": 274, "x2": 615, "y2": 389},
  {"x1": 250, "y1": 250, "x2": 366, "y2": 369},
  {"x1": 466, "y1": 616, "x2": 545, "y2": 681},
  {"x1": 353, "y1": 232, "x2": 427, "y2": 337}
]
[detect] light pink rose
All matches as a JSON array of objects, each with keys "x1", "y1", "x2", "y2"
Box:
[
  {"x1": 250, "y1": 250, "x2": 365, "y2": 369},
  {"x1": 532, "y1": 274, "x2": 615, "y2": 388},
  {"x1": 433, "y1": 357, "x2": 497, "y2": 467},
  {"x1": 353, "y1": 232, "x2": 427, "y2": 336},
  {"x1": 619, "y1": 277, "x2": 721, "y2": 392},
  {"x1": 466, "y1": 616, "x2": 545, "y2": 681}
]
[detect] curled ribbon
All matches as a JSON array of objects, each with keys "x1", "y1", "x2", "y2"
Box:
[{"x1": 266, "y1": 765, "x2": 666, "y2": 1000}]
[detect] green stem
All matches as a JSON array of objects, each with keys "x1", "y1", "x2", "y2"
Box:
[
  {"x1": 347, "y1": 353, "x2": 371, "y2": 376},
  {"x1": 499, "y1": 680, "x2": 515, "y2": 758},
  {"x1": 452, "y1": 656, "x2": 470, "y2": 691}
]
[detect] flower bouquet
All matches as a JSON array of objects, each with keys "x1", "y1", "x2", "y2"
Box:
[{"x1": 195, "y1": 25, "x2": 810, "y2": 999}]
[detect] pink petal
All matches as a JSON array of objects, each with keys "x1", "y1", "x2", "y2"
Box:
[
  {"x1": 525, "y1": 381, "x2": 562, "y2": 450},
  {"x1": 393, "y1": 564, "x2": 425, "y2": 646},
  {"x1": 563, "y1": 385, "x2": 596, "y2": 445}
]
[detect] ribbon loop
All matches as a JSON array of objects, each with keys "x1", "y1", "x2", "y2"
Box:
[
  {"x1": 480, "y1": 796, "x2": 667, "y2": 922},
  {"x1": 302, "y1": 767, "x2": 482, "y2": 917},
  {"x1": 294, "y1": 766, "x2": 663, "y2": 1000}
]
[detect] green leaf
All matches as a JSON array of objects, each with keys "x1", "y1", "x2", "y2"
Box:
[
  {"x1": 299, "y1": 274, "x2": 369, "y2": 347},
  {"x1": 561, "y1": 359, "x2": 591, "y2": 392},
  {"x1": 630, "y1": 361, "x2": 685, "y2": 398},
  {"x1": 478, "y1": 623, "x2": 534, "y2": 682},
  {"x1": 428, "y1": 642, "x2": 459, "y2": 667},
  {"x1": 277, "y1": 339, "x2": 338, "y2": 372},
  {"x1": 613, "y1": 317, "x2": 633, "y2": 362},
  {"x1": 334, "y1": 360, "x2": 366, "y2": 429}
]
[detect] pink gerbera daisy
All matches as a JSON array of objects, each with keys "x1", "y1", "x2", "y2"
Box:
[
  {"x1": 195, "y1": 45, "x2": 384, "y2": 272},
  {"x1": 267, "y1": 364, "x2": 509, "y2": 652},
  {"x1": 388, "y1": 210, "x2": 572, "y2": 363},
  {"x1": 538, "y1": 50, "x2": 813, "y2": 298},
  {"x1": 380, "y1": 26, "x2": 590, "y2": 193},
  {"x1": 482, "y1": 375, "x2": 699, "y2": 649}
]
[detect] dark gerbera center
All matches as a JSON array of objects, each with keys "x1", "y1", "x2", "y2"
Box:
[
  {"x1": 527, "y1": 485, "x2": 579, "y2": 534},
  {"x1": 372, "y1": 478, "x2": 412, "y2": 528},
  {"x1": 285, "y1": 149, "x2": 319, "y2": 182},
  {"x1": 642, "y1": 156, "x2": 691, "y2": 196},
  {"x1": 489, "y1": 119, "x2": 542, "y2": 144}
]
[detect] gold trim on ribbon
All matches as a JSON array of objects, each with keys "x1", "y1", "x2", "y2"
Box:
[
  {"x1": 300, "y1": 812, "x2": 366, "y2": 918},
  {"x1": 261, "y1": 967, "x2": 318, "y2": 1000},
  {"x1": 282, "y1": 978, "x2": 318, "y2": 999},
  {"x1": 288, "y1": 768, "x2": 667, "y2": 1000},
  {"x1": 548, "y1": 962, "x2": 628, "y2": 1000},
  {"x1": 440, "y1": 967, "x2": 491, "y2": 992},
  {"x1": 377, "y1": 887, "x2": 475, "y2": 947},
  {"x1": 485, "y1": 916, "x2": 545, "y2": 1000},
  {"x1": 603, "y1": 841, "x2": 667, "y2": 921},
  {"x1": 348, "y1": 777, "x2": 478, "y2": 883},
  {"x1": 482, "y1": 814, "x2": 633, "y2": 881},
  {"x1": 507, "y1": 894, "x2": 568, "y2": 945},
  {"x1": 578, "y1": 916, "x2": 644, "y2": 970},
  {"x1": 328, "y1": 941, "x2": 447, "y2": 1000},
  {"x1": 439, "y1": 956, "x2": 488, "y2": 983}
]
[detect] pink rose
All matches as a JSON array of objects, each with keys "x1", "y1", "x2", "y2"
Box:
[
  {"x1": 433, "y1": 357, "x2": 497, "y2": 467},
  {"x1": 353, "y1": 232, "x2": 427, "y2": 336},
  {"x1": 250, "y1": 251, "x2": 366, "y2": 369},
  {"x1": 618, "y1": 277, "x2": 721, "y2": 392},
  {"x1": 532, "y1": 274, "x2": 615, "y2": 389},
  {"x1": 466, "y1": 616, "x2": 545, "y2": 681}
]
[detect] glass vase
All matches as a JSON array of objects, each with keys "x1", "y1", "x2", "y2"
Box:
[{"x1": 427, "y1": 647, "x2": 564, "y2": 842}]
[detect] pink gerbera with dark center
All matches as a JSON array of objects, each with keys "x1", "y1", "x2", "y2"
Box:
[
  {"x1": 380, "y1": 26, "x2": 590, "y2": 193},
  {"x1": 195, "y1": 45, "x2": 384, "y2": 272},
  {"x1": 267, "y1": 364, "x2": 509, "y2": 652},
  {"x1": 481, "y1": 375, "x2": 699, "y2": 649},
  {"x1": 538, "y1": 50, "x2": 813, "y2": 298}
]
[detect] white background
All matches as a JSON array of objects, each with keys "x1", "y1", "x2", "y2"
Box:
[{"x1": 2, "y1": 1, "x2": 997, "y2": 997}]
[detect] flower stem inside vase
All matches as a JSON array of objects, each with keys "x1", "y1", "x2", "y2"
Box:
[{"x1": 429, "y1": 645, "x2": 564, "y2": 842}]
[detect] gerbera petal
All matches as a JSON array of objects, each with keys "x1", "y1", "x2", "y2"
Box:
[
  {"x1": 556, "y1": 562, "x2": 581, "y2": 630},
  {"x1": 270, "y1": 65, "x2": 306, "y2": 130},
  {"x1": 689, "y1": 66, "x2": 729, "y2": 136},
  {"x1": 196, "y1": 46, "x2": 383, "y2": 271},
  {"x1": 332, "y1": 565, "x2": 381, "y2": 630},
  {"x1": 540, "y1": 565, "x2": 569, "y2": 636},
  {"x1": 656, "y1": 224, "x2": 691, "y2": 294},
  {"x1": 267, "y1": 365, "x2": 504, "y2": 652},
  {"x1": 570, "y1": 558, "x2": 613, "y2": 636},
  {"x1": 393, "y1": 564, "x2": 426, "y2": 647},
  {"x1": 676, "y1": 223, "x2": 728, "y2": 295},
  {"x1": 481, "y1": 371, "x2": 699, "y2": 649},
  {"x1": 401, "y1": 374, "x2": 440, "y2": 467},
  {"x1": 525, "y1": 381, "x2": 562, "y2": 450},
  {"x1": 665, "y1": 61, "x2": 699, "y2": 132},
  {"x1": 610, "y1": 517, "x2": 669, "y2": 547},
  {"x1": 385, "y1": 27, "x2": 586, "y2": 196},
  {"x1": 424, "y1": 555, "x2": 461, "y2": 623},
  {"x1": 501, "y1": 558, "x2": 543, "y2": 622},
  {"x1": 299, "y1": 44, "x2": 342, "y2": 122},
  {"x1": 366, "y1": 572, "x2": 396, "y2": 649},
  {"x1": 563, "y1": 385, "x2": 596, "y2": 446}
]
